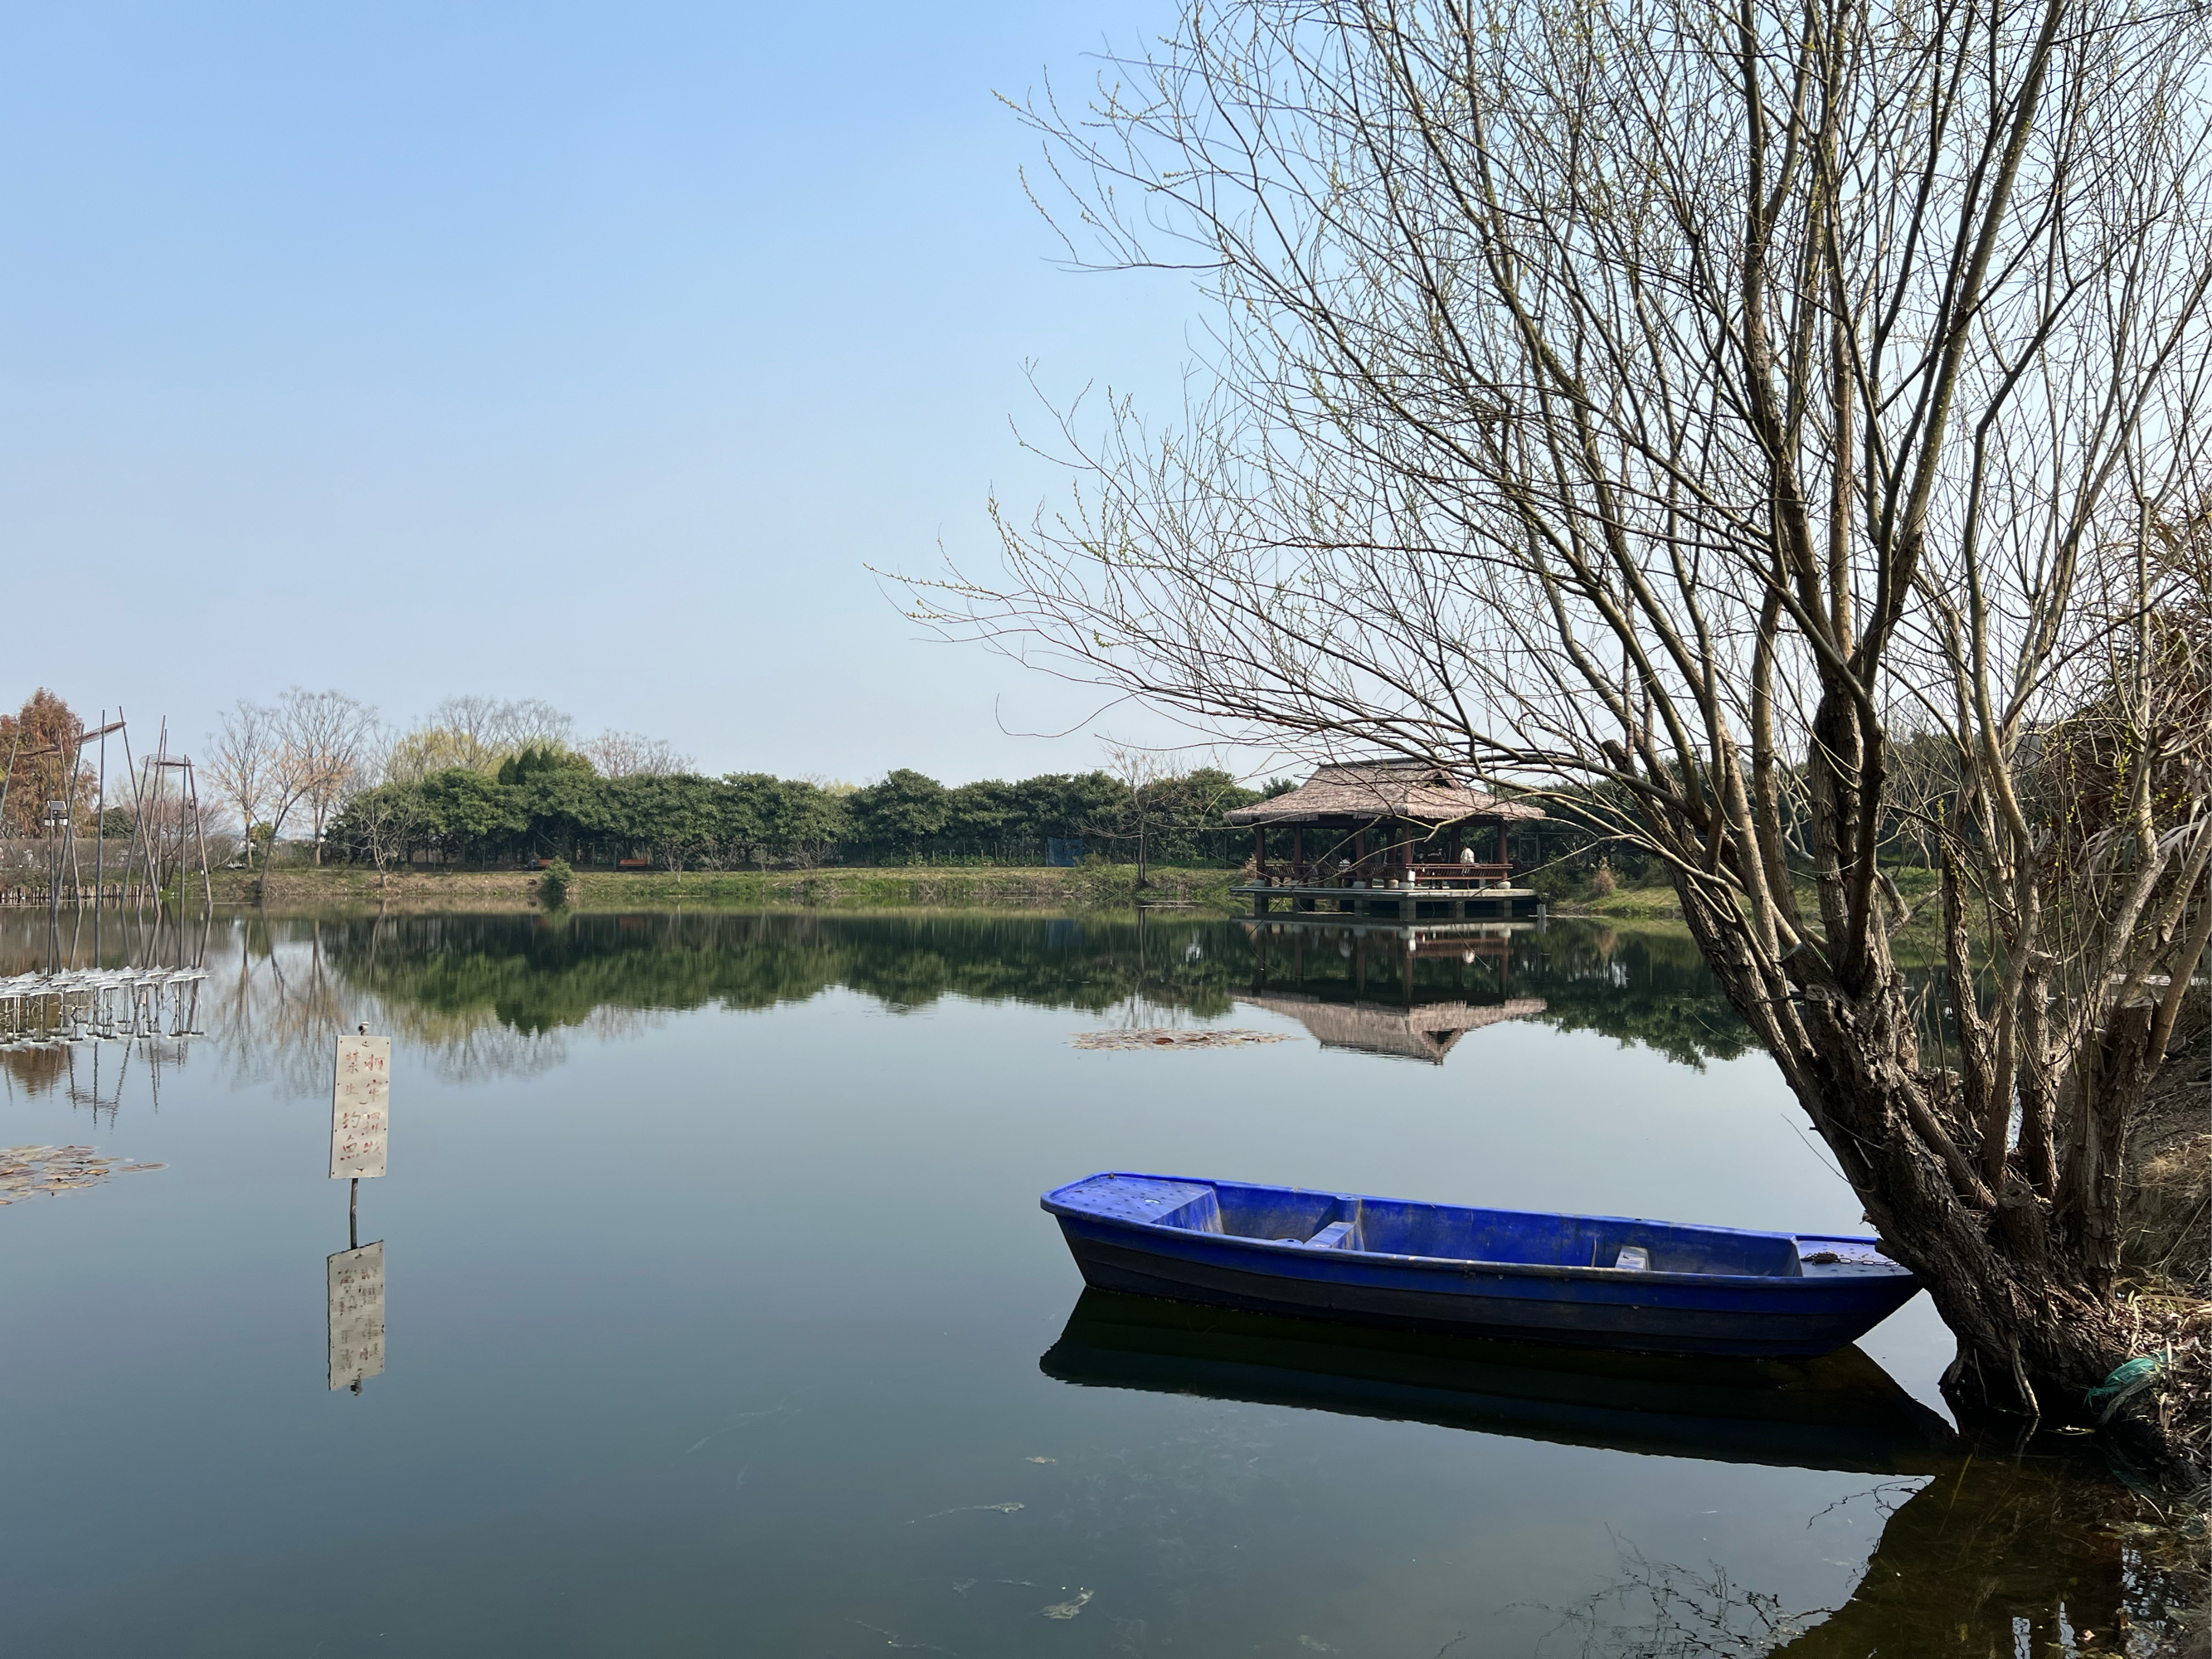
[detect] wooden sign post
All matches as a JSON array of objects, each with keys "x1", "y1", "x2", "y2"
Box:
[
  {"x1": 330, "y1": 1034, "x2": 391, "y2": 1181},
  {"x1": 327, "y1": 1239, "x2": 386, "y2": 1391},
  {"x1": 328, "y1": 1032, "x2": 390, "y2": 1391}
]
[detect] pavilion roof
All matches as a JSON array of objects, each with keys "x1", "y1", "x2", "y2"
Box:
[
  {"x1": 1225, "y1": 761, "x2": 1545, "y2": 826},
  {"x1": 1236, "y1": 992, "x2": 1548, "y2": 1064}
]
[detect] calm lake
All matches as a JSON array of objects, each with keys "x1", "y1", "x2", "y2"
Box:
[{"x1": 0, "y1": 910, "x2": 2179, "y2": 1654}]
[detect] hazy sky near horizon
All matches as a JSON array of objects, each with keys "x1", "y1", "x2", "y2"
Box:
[{"x1": 1, "y1": 0, "x2": 1243, "y2": 786}]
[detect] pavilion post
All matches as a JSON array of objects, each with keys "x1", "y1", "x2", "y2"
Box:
[
  {"x1": 1254, "y1": 826, "x2": 1267, "y2": 881},
  {"x1": 1496, "y1": 821, "x2": 1508, "y2": 877}
]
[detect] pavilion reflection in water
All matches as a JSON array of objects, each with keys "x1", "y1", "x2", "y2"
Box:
[{"x1": 1241, "y1": 916, "x2": 1545, "y2": 1064}]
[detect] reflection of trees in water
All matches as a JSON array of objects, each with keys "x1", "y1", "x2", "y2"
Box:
[
  {"x1": 326, "y1": 912, "x2": 1759, "y2": 1039},
  {"x1": 0, "y1": 1044, "x2": 72, "y2": 1100},
  {"x1": 322, "y1": 911, "x2": 1256, "y2": 1034},
  {"x1": 1552, "y1": 1452, "x2": 2202, "y2": 1657},
  {"x1": 202, "y1": 916, "x2": 661, "y2": 1090},
  {"x1": 203, "y1": 919, "x2": 357, "y2": 1096},
  {"x1": 0, "y1": 908, "x2": 1792, "y2": 1094},
  {"x1": 0, "y1": 1040, "x2": 194, "y2": 1122},
  {"x1": 289, "y1": 911, "x2": 1771, "y2": 1074},
  {"x1": 7, "y1": 911, "x2": 1835, "y2": 1086},
  {"x1": 379, "y1": 1003, "x2": 664, "y2": 1085},
  {"x1": 1513, "y1": 927, "x2": 1759, "y2": 1069}
]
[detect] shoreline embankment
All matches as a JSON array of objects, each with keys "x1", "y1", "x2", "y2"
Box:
[{"x1": 211, "y1": 864, "x2": 1244, "y2": 913}]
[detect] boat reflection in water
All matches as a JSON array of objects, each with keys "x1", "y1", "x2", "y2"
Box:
[
  {"x1": 1036, "y1": 1292, "x2": 2206, "y2": 1652},
  {"x1": 1041, "y1": 1288, "x2": 1956, "y2": 1476}
]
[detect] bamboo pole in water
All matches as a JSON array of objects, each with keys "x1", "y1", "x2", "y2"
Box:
[
  {"x1": 0, "y1": 729, "x2": 18, "y2": 838},
  {"x1": 187, "y1": 757, "x2": 214, "y2": 912},
  {"x1": 94, "y1": 713, "x2": 107, "y2": 927},
  {"x1": 118, "y1": 713, "x2": 149, "y2": 917}
]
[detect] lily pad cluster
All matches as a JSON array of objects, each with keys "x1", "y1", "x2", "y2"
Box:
[{"x1": 0, "y1": 1146, "x2": 165, "y2": 1205}]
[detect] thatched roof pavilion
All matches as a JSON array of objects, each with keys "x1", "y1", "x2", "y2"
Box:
[
  {"x1": 1226, "y1": 761, "x2": 1544, "y2": 829},
  {"x1": 1226, "y1": 761, "x2": 1543, "y2": 888},
  {"x1": 1237, "y1": 991, "x2": 1548, "y2": 1064}
]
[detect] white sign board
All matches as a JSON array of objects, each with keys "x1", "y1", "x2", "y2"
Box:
[
  {"x1": 330, "y1": 1034, "x2": 391, "y2": 1179},
  {"x1": 327, "y1": 1240, "x2": 386, "y2": 1389}
]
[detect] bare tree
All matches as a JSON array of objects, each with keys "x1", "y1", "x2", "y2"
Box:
[
  {"x1": 1096, "y1": 742, "x2": 1174, "y2": 888},
  {"x1": 380, "y1": 726, "x2": 478, "y2": 784},
  {"x1": 581, "y1": 729, "x2": 693, "y2": 777},
  {"x1": 347, "y1": 782, "x2": 421, "y2": 893},
  {"x1": 378, "y1": 697, "x2": 581, "y2": 780},
  {"x1": 428, "y1": 695, "x2": 574, "y2": 769},
  {"x1": 205, "y1": 700, "x2": 276, "y2": 867},
  {"x1": 268, "y1": 689, "x2": 378, "y2": 865},
  {"x1": 910, "y1": 0, "x2": 2212, "y2": 1467}
]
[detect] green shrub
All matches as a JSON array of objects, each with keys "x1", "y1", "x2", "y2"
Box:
[{"x1": 539, "y1": 859, "x2": 575, "y2": 907}]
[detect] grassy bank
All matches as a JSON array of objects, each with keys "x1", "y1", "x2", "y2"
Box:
[
  {"x1": 1548, "y1": 868, "x2": 1958, "y2": 936},
  {"x1": 1549, "y1": 883, "x2": 1685, "y2": 920},
  {"x1": 216, "y1": 864, "x2": 1242, "y2": 913}
]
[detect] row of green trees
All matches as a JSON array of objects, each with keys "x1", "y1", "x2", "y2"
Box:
[{"x1": 326, "y1": 761, "x2": 1285, "y2": 871}]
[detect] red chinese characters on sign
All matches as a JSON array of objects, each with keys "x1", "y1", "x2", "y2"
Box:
[{"x1": 329, "y1": 1035, "x2": 391, "y2": 1179}]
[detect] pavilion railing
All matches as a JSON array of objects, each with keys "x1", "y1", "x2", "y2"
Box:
[{"x1": 1254, "y1": 861, "x2": 1514, "y2": 887}]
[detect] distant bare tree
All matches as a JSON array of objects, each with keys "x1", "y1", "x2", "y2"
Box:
[
  {"x1": 426, "y1": 695, "x2": 512, "y2": 768},
  {"x1": 581, "y1": 729, "x2": 693, "y2": 777},
  {"x1": 428, "y1": 696, "x2": 574, "y2": 769},
  {"x1": 380, "y1": 727, "x2": 479, "y2": 784},
  {"x1": 205, "y1": 700, "x2": 277, "y2": 867},
  {"x1": 910, "y1": 0, "x2": 2212, "y2": 1468},
  {"x1": 1096, "y1": 742, "x2": 1177, "y2": 888},
  {"x1": 378, "y1": 697, "x2": 581, "y2": 780},
  {"x1": 268, "y1": 689, "x2": 378, "y2": 865},
  {"x1": 347, "y1": 781, "x2": 421, "y2": 893},
  {"x1": 125, "y1": 766, "x2": 226, "y2": 893}
]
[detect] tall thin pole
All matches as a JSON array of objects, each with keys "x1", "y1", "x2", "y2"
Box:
[
  {"x1": 187, "y1": 757, "x2": 215, "y2": 912},
  {"x1": 95, "y1": 713, "x2": 107, "y2": 933},
  {"x1": 0, "y1": 728, "x2": 20, "y2": 838},
  {"x1": 142, "y1": 742, "x2": 164, "y2": 951},
  {"x1": 48, "y1": 724, "x2": 78, "y2": 937},
  {"x1": 158, "y1": 720, "x2": 172, "y2": 907},
  {"x1": 151, "y1": 721, "x2": 171, "y2": 958},
  {"x1": 62, "y1": 722, "x2": 85, "y2": 903},
  {"x1": 118, "y1": 712, "x2": 153, "y2": 923}
]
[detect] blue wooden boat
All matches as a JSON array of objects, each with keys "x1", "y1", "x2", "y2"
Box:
[
  {"x1": 1042, "y1": 1289, "x2": 1957, "y2": 1474},
  {"x1": 1041, "y1": 1172, "x2": 1920, "y2": 1357}
]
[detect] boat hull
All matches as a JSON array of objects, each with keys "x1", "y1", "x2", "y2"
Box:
[{"x1": 1045, "y1": 1175, "x2": 1921, "y2": 1358}]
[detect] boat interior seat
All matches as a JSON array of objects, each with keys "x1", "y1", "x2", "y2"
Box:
[{"x1": 1124, "y1": 1179, "x2": 1806, "y2": 1277}]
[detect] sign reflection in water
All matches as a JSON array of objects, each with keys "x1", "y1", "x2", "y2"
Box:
[{"x1": 326, "y1": 1240, "x2": 386, "y2": 1393}]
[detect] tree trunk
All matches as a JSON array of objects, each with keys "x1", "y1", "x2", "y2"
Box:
[{"x1": 1673, "y1": 873, "x2": 2145, "y2": 1433}]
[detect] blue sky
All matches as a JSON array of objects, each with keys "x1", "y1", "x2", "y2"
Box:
[{"x1": 1, "y1": 0, "x2": 1217, "y2": 783}]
